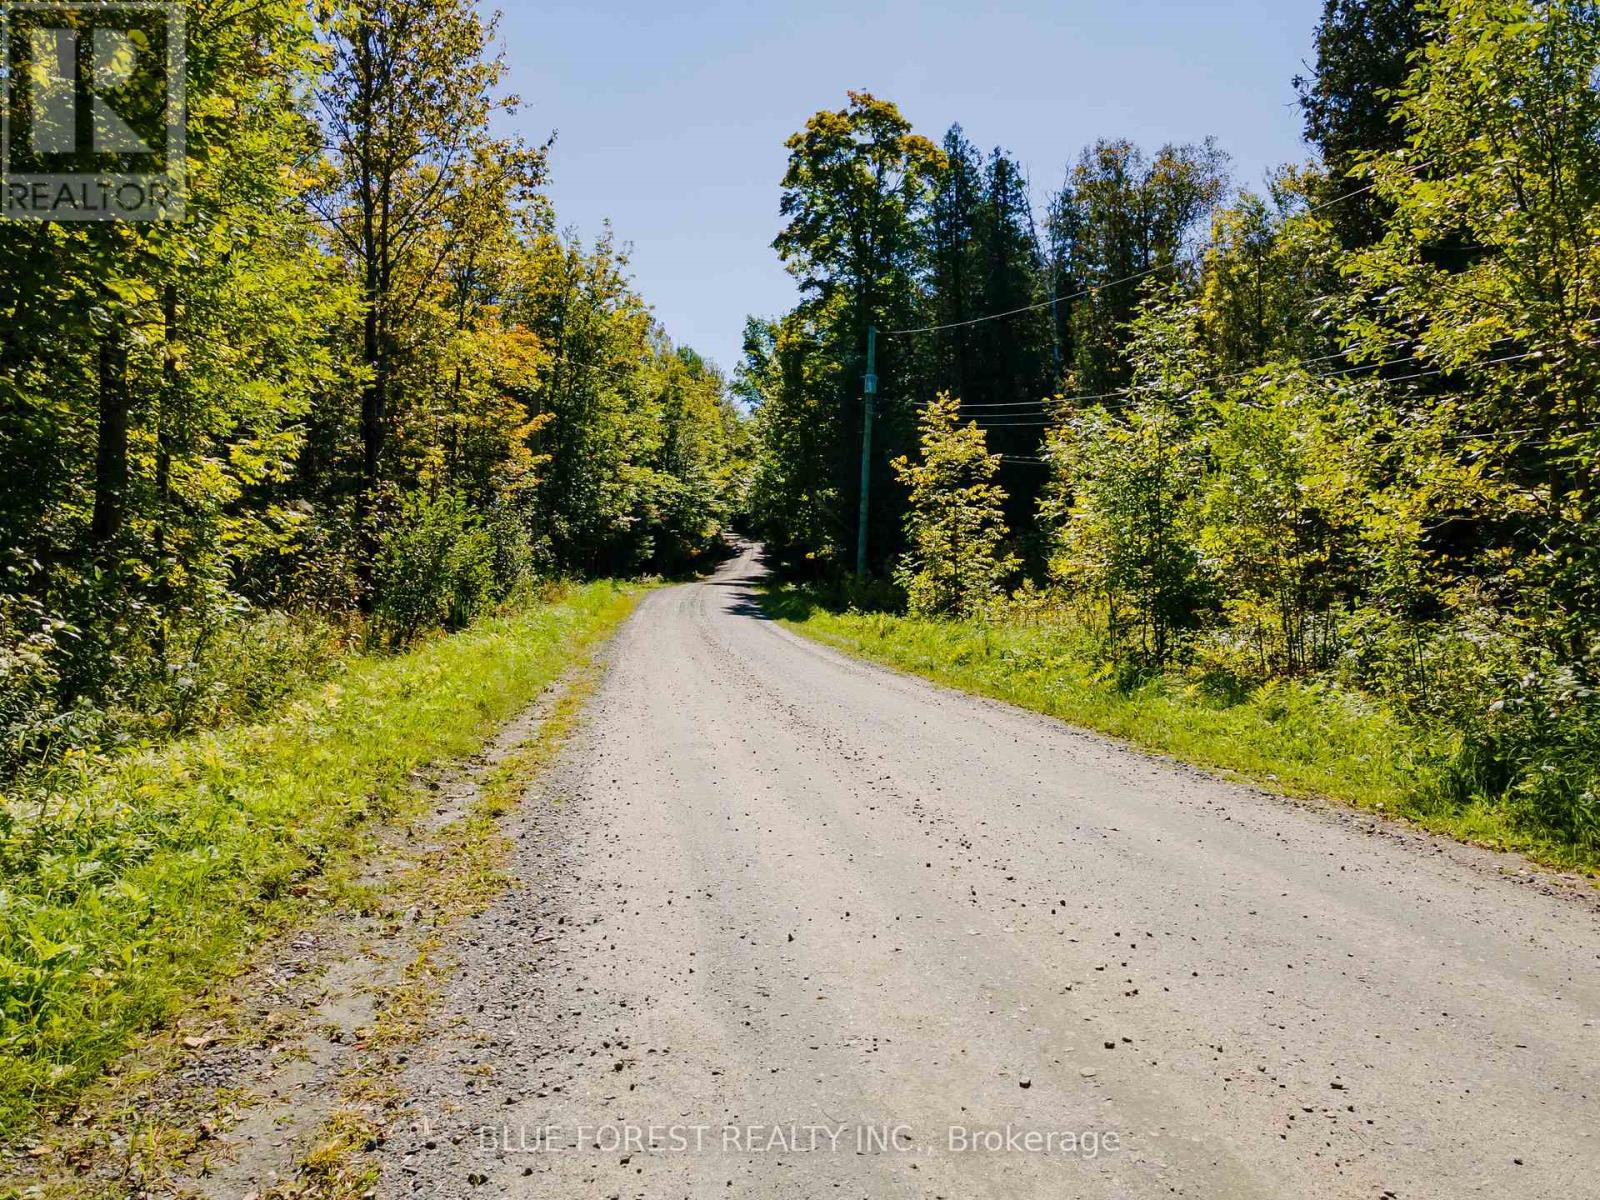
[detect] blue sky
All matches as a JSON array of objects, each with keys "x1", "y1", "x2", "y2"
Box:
[{"x1": 491, "y1": 0, "x2": 1325, "y2": 375}]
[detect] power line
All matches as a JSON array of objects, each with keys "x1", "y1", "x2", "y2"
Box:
[
  {"x1": 922, "y1": 337, "x2": 1425, "y2": 415},
  {"x1": 1381, "y1": 349, "x2": 1544, "y2": 384},
  {"x1": 960, "y1": 343, "x2": 1541, "y2": 430},
  {"x1": 887, "y1": 253, "x2": 1187, "y2": 337},
  {"x1": 885, "y1": 163, "x2": 1428, "y2": 340},
  {"x1": 981, "y1": 421, "x2": 1600, "y2": 467},
  {"x1": 1425, "y1": 419, "x2": 1600, "y2": 448}
]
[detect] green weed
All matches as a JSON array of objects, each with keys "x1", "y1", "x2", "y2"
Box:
[{"x1": 0, "y1": 582, "x2": 644, "y2": 1140}]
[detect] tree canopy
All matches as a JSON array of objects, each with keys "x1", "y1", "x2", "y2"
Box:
[{"x1": 0, "y1": 0, "x2": 746, "y2": 775}]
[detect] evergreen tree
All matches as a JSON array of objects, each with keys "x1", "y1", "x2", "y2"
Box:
[
  {"x1": 1294, "y1": 0, "x2": 1427, "y2": 246},
  {"x1": 1045, "y1": 139, "x2": 1230, "y2": 395},
  {"x1": 922, "y1": 126, "x2": 986, "y2": 404},
  {"x1": 920, "y1": 132, "x2": 1056, "y2": 547}
]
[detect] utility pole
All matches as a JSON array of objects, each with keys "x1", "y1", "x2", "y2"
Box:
[{"x1": 856, "y1": 326, "x2": 878, "y2": 578}]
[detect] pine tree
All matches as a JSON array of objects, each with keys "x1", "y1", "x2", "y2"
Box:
[
  {"x1": 1045, "y1": 140, "x2": 1230, "y2": 395},
  {"x1": 1294, "y1": 0, "x2": 1426, "y2": 246}
]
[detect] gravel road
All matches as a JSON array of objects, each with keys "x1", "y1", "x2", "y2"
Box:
[{"x1": 380, "y1": 543, "x2": 1599, "y2": 1199}]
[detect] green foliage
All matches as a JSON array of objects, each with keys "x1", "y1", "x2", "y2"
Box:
[
  {"x1": 1294, "y1": 0, "x2": 1426, "y2": 246},
  {"x1": 892, "y1": 395, "x2": 1018, "y2": 618},
  {"x1": 1341, "y1": 593, "x2": 1600, "y2": 854},
  {"x1": 774, "y1": 91, "x2": 946, "y2": 312},
  {"x1": 0, "y1": 582, "x2": 643, "y2": 1137},
  {"x1": 745, "y1": 2, "x2": 1600, "y2": 863},
  {"x1": 1199, "y1": 374, "x2": 1363, "y2": 675},
  {"x1": 1046, "y1": 404, "x2": 1207, "y2": 667},
  {"x1": 750, "y1": 98, "x2": 1233, "y2": 581},
  {"x1": 1347, "y1": 0, "x2": 1600, "y2": 665},
  {"x1": 0, "y1": 593, "x2": 79, "y2": 775},
  {"x1": 373, "y1": 491, "x2": 498, "y2": 647},
  {"x1": 0, "y1": 0, "x2": 343, "y2": 713},
  {"x1": 513, "y1": 234, "x2": 744, "y2": 575},
  {"x1": 741, "y1": 310, "x2": 850, "y2": 572},
  {"x1": 1331, "y1": 0, "x2": 1600, "y2": 845},
  {"x1": 749, "y1": 92, "x2": 945, "y2": 577},
  {"x1": 0, "y1": 0, "x2": 745, "y2": 1144},
  {"x1": 1200, "y1": 175, "x2": 1342, "y2": 370},
  {"x1": 0, "y1": 593, "x2": 352, "y2": 779},
  {"x1": 920, "y1": 129, "x2": 1059, "y2": 536},
  {"x1": 0, "y1": 0, "x2": 746, "y2": 783},
  {"x1": 1475, "y1": 673, "x2": 1600, "y2": 854},
  {"x1": 1046, "y1": 138, "x2": 1230, "y2": 395},
  {"x1": 1044, "y1": 289, "x2": 1211, "y2": 667}
]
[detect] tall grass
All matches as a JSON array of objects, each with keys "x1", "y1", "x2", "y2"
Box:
[
  {"x1": 763, "y1": 589, "x2": 1598, "y2": 874},
  {"x1": 0, "y1": 582, "x2": 644, "y2": 1138}
]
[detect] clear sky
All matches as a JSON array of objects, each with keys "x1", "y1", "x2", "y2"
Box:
[{"x1": 491, "y1": 0, "x2": 1325, "y2": 375}]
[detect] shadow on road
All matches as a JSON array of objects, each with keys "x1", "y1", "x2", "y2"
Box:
[{"x1": 721, "y1": 589, "x2": 774, "y2": 622}]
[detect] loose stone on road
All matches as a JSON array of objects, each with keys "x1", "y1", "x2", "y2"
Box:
[{"x1": 379, "y1": 543, "x2": 1600, "y2": 1199}]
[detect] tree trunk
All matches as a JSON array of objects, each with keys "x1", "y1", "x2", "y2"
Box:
[
  {"x1": 92, "y1": 321, "x2": 129, "y2": 548},
  {"x1": 150, "y1": 285, "x2": 181, "y2": 654},
  {"x1": 355, "y1": 298, "x2": 385, "y2": 611},
  {"x1": 352, "y1": 13, "x2": 384, "y2": 613}
]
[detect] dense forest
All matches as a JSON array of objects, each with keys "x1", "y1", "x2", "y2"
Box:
[
  {"x1": 743, "y1": 0, "x2": 1600, "y2": 852},
  {"x1": 1, "y1": 0, "x2": 1596, "y2": 846},
  {"x1": 0, "y1": 1, "x2": 746, "y2": 778}
]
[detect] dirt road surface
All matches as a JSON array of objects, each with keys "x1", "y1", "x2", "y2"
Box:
[{"x1": 379, "y1": 544, "x2": 1599, "y2": 1198}]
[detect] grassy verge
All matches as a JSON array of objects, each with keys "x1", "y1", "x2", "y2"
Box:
[
  {"x1": 0, "y1": 582, "x2": 645, "y2": 1139},
  {"x1": 763, "y1": 589, "x2": 1597, "y2": 875},
  {"x1": 284, "y1": 657, "x2": 612, "y2": 1200}
]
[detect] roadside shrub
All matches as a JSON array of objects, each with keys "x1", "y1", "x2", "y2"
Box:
[
  {"x1": 1434, "y1": 664, "x2": 1600, "y2": 853},
  {"x1": 1, "y1": 595, "x2": 350, "y2": 781},
  {"x1": 484, "y1": 500, "x2": 539, "y2": 598},
  {"x1": 811, "y1": 573, "x2": 907, "y2": 616},
  {"x1": 0, "y1": 492, "x2": 514, "y2": 783},
  {"x1": 893, "y1": 394, "x2": 1018, "y2": 619},
  {"x1": 277, "y1": 507, "x2": 367, "y2": 618},
  {"x1": 1341, "y1": 596, "x2": 1600, "y2": 852},
  {"x1": 373, "y1": 491, "x2": 497, "y2": 647},
  {"x1": 0, "y1": 591, "x2": 76, "y2": 774},
  {"x1": 1044, "y1": 405, "x2": 1209, "y2": 669},
  {"x1": 1197, "y1": 381, "x2": 1360, "y2": 678}
]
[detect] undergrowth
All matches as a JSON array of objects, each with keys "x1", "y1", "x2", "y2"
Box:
[{"x1": 0, "y1": 581, "x2": 644, "y2": 1139}]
